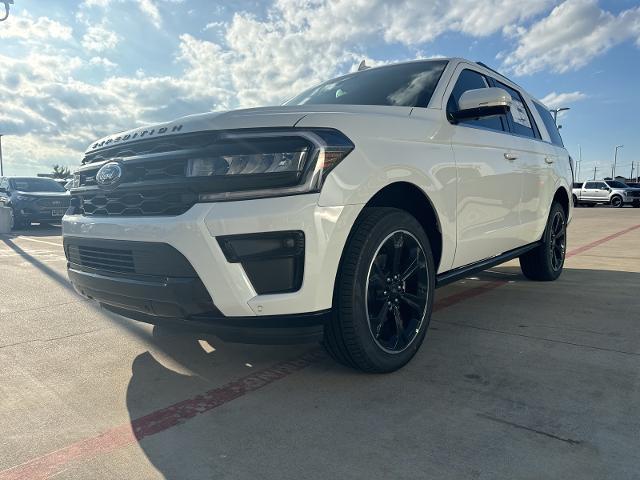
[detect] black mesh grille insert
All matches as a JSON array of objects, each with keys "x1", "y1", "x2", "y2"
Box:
[
  {"x1": 36, "y1": 197, "x2": 71, "y2": 208},
  {"x1": 68, "y1": 245, "x2": 135, "y2": 274},
  {"x1": 79, "y1": 190, "x2": 198, "y2": 216},
  {"x1": 64, "y1": 237, "x2": 199, "y2": 277}
]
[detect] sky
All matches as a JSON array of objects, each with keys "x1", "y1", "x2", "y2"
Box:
[{"x1": 0, "y1": 0, "x2": 639, "y2": 181}]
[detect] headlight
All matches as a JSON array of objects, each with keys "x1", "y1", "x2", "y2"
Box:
[
  {"x1": 15, "y1": 195, "x2": 31, "y2": 201},
  {"x1": 188, "y1": 129, "x2": 354, "y2": 202}
]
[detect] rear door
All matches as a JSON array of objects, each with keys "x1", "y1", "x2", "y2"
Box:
[
  {"x1": 445, "y1": 66, "x2": 524, "y2": 268},
  {"x1": 490, "y1": 80, "x2": 553, "y2": 242}
]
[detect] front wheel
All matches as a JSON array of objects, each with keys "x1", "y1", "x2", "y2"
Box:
[
  {"x1": 519, "y1": 203, "x2": 567, "y2": 281},
  {"x1": 323, "y1": 208, "x2": 435, "y2": 373},
  {"x1": 611, "y1": 196, "x2": 623, "y2": 208}
]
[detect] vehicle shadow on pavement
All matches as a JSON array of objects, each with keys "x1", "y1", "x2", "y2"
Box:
[
  {"x1": 0, "y1": 223, "x2": 62, "y2": 238},
  {"x1": 123, "y1": 266, "x2": 640, "y2": 480}
]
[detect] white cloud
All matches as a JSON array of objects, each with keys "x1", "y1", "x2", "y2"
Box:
[
  {"x1": 0, "y1": 13, "x2": 72, "y2": 41},
  {"x1": 89, "y1": 56, "x2": 118, "y2": 69},
  {"x1": 138, "y1": 0, "x2": 162, "y2": 28},
  {"x1": 502, "y1": 0, "x2": 640, "y2": 75},
  {"x1": 540, "y1": 91, "x2": 587, "y2": 109},
  {"x1": 82, "y1": 25, "x2": 120, "y2": 52}
]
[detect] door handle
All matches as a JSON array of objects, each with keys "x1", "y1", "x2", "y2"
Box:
[
  {"x1": 545, "y1": 157, "x2": 555, "y2": 164},
  {"x1": 504, "y1": 152, "x2": 518, "y2": 161}
]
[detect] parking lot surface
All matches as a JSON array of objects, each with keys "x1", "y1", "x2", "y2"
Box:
[{"x1": 1, "y1": 208, "x2": 639, "y2": 480}]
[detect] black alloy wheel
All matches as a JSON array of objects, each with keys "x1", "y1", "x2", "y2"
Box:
[
  {"x1": 519, "y1": 202, "x2": 567, "y2": 281},
  {"x1": 611, "y1": 196, "x2": 623, "y2": 208},
  {"x1": 365, "y1": 230, "x2": 429, "y2": 353},
  {"x1": 548, "y1": 209, "x2": 567, "y2": 272}
]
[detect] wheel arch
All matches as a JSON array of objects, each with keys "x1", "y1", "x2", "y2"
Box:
[{"x1": 340, "y1": 182, "x2": 443, "y2": 273}]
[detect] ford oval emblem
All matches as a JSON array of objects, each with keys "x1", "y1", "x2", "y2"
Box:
[{"x1": 96, "y1": 162, "x2": 123, "y2": 188}]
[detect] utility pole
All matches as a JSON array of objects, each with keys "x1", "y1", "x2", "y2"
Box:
[
  {"x1": 577, "y1": 145, "x2": 582, "y2": 182},
  {"x1": 0, "y1": 134, "x2": 4, "y2": 176},
  {"x1": 613, "y1": 145, "x2": 623, "y2": 178},
  {"x1": 593, "y1": 165, "x2": 597, "y2": 180}
]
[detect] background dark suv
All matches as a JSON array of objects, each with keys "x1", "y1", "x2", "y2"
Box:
[{"x1": 0, "y1": 177, "x2": 70, "y2": 229}]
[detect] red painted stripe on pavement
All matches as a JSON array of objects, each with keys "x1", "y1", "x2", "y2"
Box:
[
  {"x1": 433, "y1": 280, "x2": 507, "y2": 312},
  {"x1": 566, "y1": 224, "x2": 640, "y2": 258},
  {"x1": 0, "y1": 350, "x2": 325, "y2": 480},
  {"x1": 3, "y1": 223, "x2": 638, "y2": 479}
]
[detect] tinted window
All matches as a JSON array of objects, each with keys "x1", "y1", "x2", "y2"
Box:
[
  {"x1": 9, "y1": 178, "x2": 66, "y2": 192},
  {"x1": 495, "y1": 82, "x2": 538, "y2": 139},
  {"x1": 584, "y1": 182, "x2": 596, "y2": 189},
  {"x1": 285, "y1": 60, "x2": 448, "y2": 108},
  {"x1": 446, "y1": 69, "x2": 504, "y2": 132},
  {"x1": 573, "y1": 182, "x2": 583, "y2": 189},
  {"x1": 606, "y1": 181, "x2": 628, "y2": 188},
  {"x1": 593, "y1": 182, "x2": 606, "y2": 189},
  {"x1": 533, "y1": 102, "x2": 564, "y2": 147}
]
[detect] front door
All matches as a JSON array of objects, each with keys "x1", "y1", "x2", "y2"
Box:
[{"x1": 445, "y1": 66, "x2": 523, "y2": 268}]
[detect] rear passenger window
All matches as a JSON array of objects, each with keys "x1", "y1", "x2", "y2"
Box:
[
  {"x1": 495, "y1": 81, "x2": 538, "y2": 139},
  {"x1": 584, "y1": 182, "x2": 596, "y2": 189},
  {"x1": 534, "y1": 102, "x2": 564, "y2": 147},
  {"x1": 447, "y1": 69, "x2": 505, "y2": 132}
]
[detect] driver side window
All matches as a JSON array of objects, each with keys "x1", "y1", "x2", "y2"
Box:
[{"x1": 447, "y1": 69, "x2": 505, "y2": 132}]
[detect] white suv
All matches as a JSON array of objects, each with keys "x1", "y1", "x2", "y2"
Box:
[{"x1": 63, "y1": 58, "x2": 572, "y2": 372}]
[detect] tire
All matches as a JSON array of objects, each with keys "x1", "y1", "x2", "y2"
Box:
[
  {"x1": 519, "y1": 203, "x2": 567, "y2": 281},
  {"x1": 323, "y1": 207, "x2": 435, "y2": 373},
  {"x1": 572, "y1": 195, "x2": 578, "y2": 207},
  {"x1": 11, "y1": 211, "x2": 28, "y2": 230},
  {"x1": 610, "y1": 195, "x2": 623, "y2": 208}
]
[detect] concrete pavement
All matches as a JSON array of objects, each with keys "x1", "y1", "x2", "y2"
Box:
[{"x1": 0, "y1": 209, "x2": 639, "y2": 479}]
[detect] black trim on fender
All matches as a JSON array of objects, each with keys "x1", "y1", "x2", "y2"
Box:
[{"x1": 436, "y1": 242, "x2": 540, "y2": 288}]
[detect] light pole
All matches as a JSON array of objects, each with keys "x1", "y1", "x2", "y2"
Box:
[
  {"x1": 613, "y1": 144, "x2": 623, "y2": 178},
  {"x1": 550, "y1": 107, "x2": 570, "y2": 125},
  {"x1": 0, "y1": 134, "x2": 4, "y2": 176}
]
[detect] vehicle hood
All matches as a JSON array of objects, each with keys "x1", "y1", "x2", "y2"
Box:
[
  {"x1": 14, "y1": 191, "x2": 70, "y2": 198},
  {"x1": 86, "y1": 104, "x2": 410, "y2": 154}
]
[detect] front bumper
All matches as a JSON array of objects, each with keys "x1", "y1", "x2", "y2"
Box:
[{"x1": 63, "y1": 194, "x2": 362, "y2": 339}]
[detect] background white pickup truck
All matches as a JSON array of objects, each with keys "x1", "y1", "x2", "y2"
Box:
[{"x1": 572, "y1": 180, "x2": 640, "y2": 208}]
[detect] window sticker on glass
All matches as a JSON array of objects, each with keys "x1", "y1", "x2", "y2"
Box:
[{"x1": 511, "y1": 99, "x2": 531, "y2": 128}]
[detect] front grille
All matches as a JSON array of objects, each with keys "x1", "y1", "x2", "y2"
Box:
[
  {"x1": 630, "y1": 191, "x2": 640, "y2": 198},
  {"x1": 80, "y1": 158, "x2": 188, "y2": 187},
  {"x1": 74, "y1": 133, "x2": 218, "y2": 217},
  {"x1": 36, "y1": 198, "x2": 70, "y2": 208},
  {"x1": 79, "y1": 189, "x2": 198, "y2": 216},
  {"x1": 67, "y1": 244, "x2": 135, "y2": 274}
]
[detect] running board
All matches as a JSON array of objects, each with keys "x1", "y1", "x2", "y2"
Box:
[{"x1": 435, "y1": 242, "x2": 540, "y2": 288}]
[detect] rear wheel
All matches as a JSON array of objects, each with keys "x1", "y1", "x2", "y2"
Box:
[
  {"x1": 519, "y1": 203, "x2": 566, "y2": 281},
  {"x1": 323, "y1": 208, "x2": 435, "y2": 373},
  {"x1": 611, "y1": 195, "x2": 623, "y2": 208}
]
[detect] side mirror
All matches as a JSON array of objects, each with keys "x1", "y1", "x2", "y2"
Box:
[{"x1": 451, "y1": 87, "x2": 512, "y2": 122}]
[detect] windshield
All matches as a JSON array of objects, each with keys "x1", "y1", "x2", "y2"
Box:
[
  {"x1": 606, "y1": 181, "x2": 629, "y2": 189},
  {"x1": 9, "y1": 178, "x2": 67, "y2": 193},
  {"x1": 285, "y1": 60, "x2": 448, "y2": 108}
]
